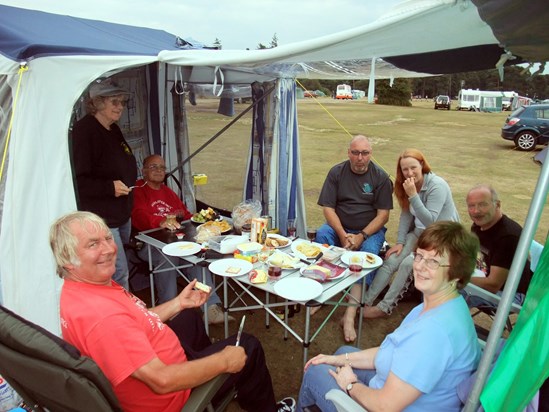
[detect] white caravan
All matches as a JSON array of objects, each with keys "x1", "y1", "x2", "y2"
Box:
[{"x1": 456, "y1": 89, "x2": 516, "y2": 111}]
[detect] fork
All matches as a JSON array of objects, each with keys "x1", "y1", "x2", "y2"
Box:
[{"x1": 129, "y1": 181, "x2": 147, "y2": 190}]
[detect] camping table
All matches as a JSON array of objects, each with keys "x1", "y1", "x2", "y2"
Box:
[
  {"x1": 212, "y1": 243, "x2": 381, "y2": 366},
  {"x1": 136, "y1": 227, "x2": 381, "y2": 365}
]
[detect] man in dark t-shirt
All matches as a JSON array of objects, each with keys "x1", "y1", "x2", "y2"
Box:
[
  {"x1": 316, "y1": 135, "x2": 393, "y2": 342},
  {"x1": 465, "y1": 184, "x2": 532, "y2": 307}
]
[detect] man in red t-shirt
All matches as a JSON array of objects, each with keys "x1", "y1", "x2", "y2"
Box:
[
  {"x1": 50, "y1": 211, "x2": 295, "y2": 412},
  {"x1": 131, "y1": 154, "x2": 232, "y2": 324}
]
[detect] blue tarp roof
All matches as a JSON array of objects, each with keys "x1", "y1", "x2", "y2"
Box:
[{"x1": 0, "y1": 5, "x2": 197, "y2": 61}]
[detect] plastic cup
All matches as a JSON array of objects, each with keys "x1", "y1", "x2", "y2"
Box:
[{"x1": 268, "y1": 264, "x2": 282, "y2": 280}]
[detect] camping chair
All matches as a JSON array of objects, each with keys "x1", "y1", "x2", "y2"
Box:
[
  {"x1": 0, "y1": 305, "x2": 234, "y2": 412},
  {"x1": 465, "y1": 240, "x2": 543, "y2": 335}
]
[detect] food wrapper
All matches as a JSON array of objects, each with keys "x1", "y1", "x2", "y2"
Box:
[
  {"x1": 302, "y1": 261, "x2": 345, "y2": 283},
  {"x1": 248, "y1": 269, "x2": 268, "y2": 284},
  {"x1": 232, "y1": 199, "x2": 262, "y2": 234},
  {"x1": 195, "y1": 225, "x2": 221, "y2": 244},
  {"x1": 233, "y1": 252, "x2": 258, "y2": 263}
]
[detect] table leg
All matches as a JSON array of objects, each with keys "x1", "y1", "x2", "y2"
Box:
[
  {"x1": 303, "y1": 306, "x2": 311, "y2": 366},
  {"x1": 223, "y1": 277, "x2": 229, "y2": 338},
  {"x1": 356, "y1": 275, "x2": 367, "y2": 347},
  {"x1": 201, "y1": 266, "x2": 209, "y2": 336},
  {"x1": 265, "y1": 292, "x2": 270, "y2": 329},
  {"x1": 146, "y1": 245, "x2": 156, "y2": 306}
]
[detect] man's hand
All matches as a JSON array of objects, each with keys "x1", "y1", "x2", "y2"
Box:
[
  {"x1": 177, "y1": 279, "x2": 209, "y2": 310},
  {"x1": 113, "y1": 180, "x2": 130, "y2": 197},
  {"x1": 218, "y1": 346, "x2": 247, "y2": 373},
  {"x1": 345, "y1": 233, "x2": 363, "y2": 251},
  {"x1": 385, "y1": 244, "x2": 403, "y2": 259},
  {"x1": 159, "y1": 217, "x2": 181, "y2": 231}
]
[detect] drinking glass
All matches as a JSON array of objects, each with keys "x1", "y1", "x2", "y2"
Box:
[
  {"x1": 165, "y1": 213, "x2": 177, "y2": 231},
  {"x1": 349, "y1": 254, "x2": 363, "y2": 275},
  {"x1": 287, "y1": 219, "x2": 297, "y2": 238},
  {"x1": 268, "y1": 264, "x2": 282, "y2": 282},
  {"x1": 306, "y1": 227, "x2": 317, "y2": 243},
  {"x1": 258, "y1": 247, "x2": 274, "y2": 270}
]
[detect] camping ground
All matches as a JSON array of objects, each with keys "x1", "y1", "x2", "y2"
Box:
[{"x1": 178, "y1": 97, "x2": 548, "y2": 409}]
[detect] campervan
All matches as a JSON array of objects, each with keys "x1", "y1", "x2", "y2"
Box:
[
  {"x1": 457, "y1": 89, "x2": 516, "y2": 112},
  {"x1": 336, "y1": 84, "x2": 353, "y2": 99}
]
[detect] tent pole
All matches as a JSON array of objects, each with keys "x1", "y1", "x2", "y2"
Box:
[{"x1": 463, "y1": 156, "x2": 549, "y2": 411}]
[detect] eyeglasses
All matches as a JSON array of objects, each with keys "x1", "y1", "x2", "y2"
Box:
[
  {"x1": 106, "y1": 98, "x2": 128, "y2": 107},
  {"x1": 412, "y1": 252, "x2": 450, "y2": 270},
  {"x1": 146, "y1": 165, "x2": 167, "y2": 171},
  {"x1": 350, "y1": 150, "x2": 371, "y2": 157}
]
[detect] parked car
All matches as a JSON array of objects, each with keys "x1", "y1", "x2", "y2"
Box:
[
  {"x1": 501, "y1": 104, "x2": 549, "y2": 151},
  {"x1": 434, "y1": 95, "x2": 451, "y2": 110}
]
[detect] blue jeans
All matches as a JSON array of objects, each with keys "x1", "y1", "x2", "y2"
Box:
[
  {"x1": 297, "y1": 346, "x2": 376, "y2": 411},
  {"x1": 316, "y1": 224, "x2": 387, "y2": 285},
  {"x1": 111, "y1": 219, "x2": 131, "y2": 290},
  {"x1": 460, "y1": 289, "x2": 525, "y2": 308}
]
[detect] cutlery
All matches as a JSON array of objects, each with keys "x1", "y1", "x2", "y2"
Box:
[{"x1": 129, "y1": 181, "x2": 147, "y2": 190}]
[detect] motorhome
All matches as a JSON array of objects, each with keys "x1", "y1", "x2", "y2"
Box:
[
  {"x1": 456, "y1": 89, "x2": 516, "y2": 112},
  {"x1": 336, "y1": 84, "x2": 353, "y2": 99}
]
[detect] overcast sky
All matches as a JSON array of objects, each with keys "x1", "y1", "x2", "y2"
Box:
[{"x1": 0, "y1": 0, "x2": 403, "y2": 49}]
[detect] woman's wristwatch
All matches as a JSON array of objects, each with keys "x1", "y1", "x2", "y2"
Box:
[{"x1": 346, "y1": 381, "x2": 357, "y2": 396}]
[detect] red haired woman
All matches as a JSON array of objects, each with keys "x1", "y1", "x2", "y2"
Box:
[{"x1": 362, "y1": 149, "x2": 459, "y2": 318}]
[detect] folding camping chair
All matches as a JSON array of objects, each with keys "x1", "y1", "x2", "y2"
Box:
[{"x1": 0, "y1": 305, "x2": 234, "y2": 412}]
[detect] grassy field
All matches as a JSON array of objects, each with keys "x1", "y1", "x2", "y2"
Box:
[{"x1": 187, "y1": 98, "x2": 548, "y2": 244}]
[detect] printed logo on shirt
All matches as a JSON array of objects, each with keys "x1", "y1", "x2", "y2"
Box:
[
  {"x1": 362, "y1": 183, "x2": 373, "y2": 194},
  {"x1": 120, "y1": 142, "x2": 132, "y2": 155},
  {"x1": 151, "y1": 200, "x2": 173, "y2": 218}
]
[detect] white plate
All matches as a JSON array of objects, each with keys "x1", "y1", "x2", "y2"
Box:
[
  {"x1": 265, "y1": 233, "x2": 292, "y2": 249},
  {"x1": 274, "y1": 277, "x2": 323, "y2": 302},
  {"x1": 291, "y1": 239, "x2": 328, "y2": 260},
  {"x1": 208, "y1": 258, "x2": 253, "y2": 277},
  {"x1": 191, "y1": 215, "x2": 223, "y2": 224},
  {"x1": 162, "y1": 241, "x2": 202, "y2": 257},
  {"x1": 340, "y1": 251, "x2": 382, "y2": 269}
]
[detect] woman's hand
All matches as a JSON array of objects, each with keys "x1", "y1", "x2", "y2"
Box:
[
  {"x1": 177, "y1": 279, "x2": 209, "y2": 310},
  {"x1": 113, "y1": 180, "x2": 130, "y2": 197},
  {"x1": 329, "y1": 364, "x2": 358, "y2": 390},
  {"x1": 304, "y1": 353, "x2": 338, "y2": 371},
  {"x1": 403, "y1": 177, "x2": 417, "y2": 198},
  {"x1": 385, "y1": 243, "x2": 404, "y2": 259}
]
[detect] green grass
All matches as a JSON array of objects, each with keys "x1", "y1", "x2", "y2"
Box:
[{"x1": 187, "y1": 98, "x2": 548, "y2": 244}]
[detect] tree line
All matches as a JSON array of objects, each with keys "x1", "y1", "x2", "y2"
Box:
[{"x1": 298, "y1": 66, "x2": 549, "y2": 103}]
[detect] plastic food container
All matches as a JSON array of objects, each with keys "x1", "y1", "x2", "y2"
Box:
[{"x1": 236, "y1": 242, "x2": 263, "y2": 256}]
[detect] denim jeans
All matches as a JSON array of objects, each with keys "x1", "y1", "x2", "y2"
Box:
[
  {"x1": 316, "y1": 224, "x2": 387, "y2": 285},
  {"x1": 297, "y1": 345, "x2": 376, "y2": 412},
  {"x1": 110, "y1": 219, "x2": 131, "y2": 290},
  {"x1": 460, "y1": 289, "x2": 525, "y2": 308}
]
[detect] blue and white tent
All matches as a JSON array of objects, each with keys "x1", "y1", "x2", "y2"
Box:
[{"x1": 0, "y1": 1, "x2": 547, "y2": 336}]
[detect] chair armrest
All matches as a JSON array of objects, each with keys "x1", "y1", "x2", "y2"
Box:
[
  {"x1": 325, "y1": 388, "x2": 367, "y2": 412},
  {"x1": 181, "y1": 373, "x2": 230, "y2": 412},
  {"x1": 463, "y1": 283, "x2": 522, "y2": 314}
]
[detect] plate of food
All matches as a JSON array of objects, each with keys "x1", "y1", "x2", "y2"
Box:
[
  {"x1": 198, "y1": 219, "x2": 232, "y2": 234},
  {"x1": 191, "y1": 207, "x2": 221, "y2": 224},
  {"x1": 300, "y1": 260, "x2": 347, "y2": 282},
  {"x1": 208, "y1": 258, "x2": 253, "y2": 278},
  {"x1": 265, "y1": 234, "x2": 292, "y2": 249},
  {"x1": 274, "y1": 277, "x2": 323, "y2": 302},
  {"x1": 340, "y1": 251, "x2": 382, "y2": 269},
  {"x1": 162, "y1": 241, "x2": 202, "y2": 257},
  {"x1": 267, "y1": 251, "x2": 303, "y2": 269},
  {"x1": 291, "y1": 239, "x2": 328, "y2": 260}
]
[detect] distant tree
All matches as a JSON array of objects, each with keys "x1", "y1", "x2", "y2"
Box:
[
  {"x1": 270, "y1": 33, "x2": 278, "y2": 48},
  {"x1": 213, "y1": 38, "x2": 222, "y2": 50},
  {"x1": 376, "y1": 79, "x2": 412, "y2": 106}
]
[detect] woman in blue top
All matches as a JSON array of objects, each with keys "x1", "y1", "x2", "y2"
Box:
[
  {"x1": 363, "y1": 148, "x2": 459, "y2": 319},
  {"x1": 297, "y1": 221, "x2": 481, "y2": 411}
]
